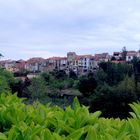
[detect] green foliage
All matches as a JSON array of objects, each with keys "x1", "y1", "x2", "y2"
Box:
[
  {"x1": 77, "y1": 75, "x2": 97, "y2": 97},
  {"x1": 1, "y1": 94, "x2": 140, "y2": 139},
  {"x1": 115, "y1": 76, "x2": 136, "y2": 95},
  {"x1": 96, "y1": 68, "x2": 107, "y2": 84},
  {"x1": 28, "y1": 77, "x2": 47, "y2": 99},
  {"x1": 98, "y1": 62, "x2": 133, "y2": 86},
  {"x1": 52, "y1": 81, "x2": 65, "y2": 91},
  {"x1": 0, "y1": 53, "x2": 4, "y2": 58},
  {"x1": 122, "y1": 46, "x2": 127, "y2": 60},
  {"x1": 0, "y1": 69, "x2": 15, "y2": 94},
  {"x1": 90, "y1": 81, "x2": 137, "y2": 118},
  {"x1": 0, "y1": 68, "x2": 15, "y2": 86},
  {"x1": 132, "y1": 56, "x2": 140, "y2": 73},
  {"x1": 90, "y1": 84, "x2": 115, "y2": 117},
  {"x1": 69, "y1": 70, "x2": 77, "y2": 80},
  {"x1": 41, "y1": 72, "x2": 51, "y2": 85},
  {"x1": 50, "y1": 70, "x2": 67, "y2": 80},
  {"x1": 14, "y1": 69, "x2": 29, "y2": 77},
  {"x1": 0, "y1": 76, "x2": 10, "y2": 93}
]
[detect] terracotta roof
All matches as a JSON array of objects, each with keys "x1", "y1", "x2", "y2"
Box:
[
  {"x1": 47, "y1": 57, "x2": 65, "y2": 61},
  {"x1": 27, "y1": 57, "x2": 45, "y2": 64},
  {"x1": 95, "y1": 53, "x2": 109, "y2": 58},
  {"x1": 75, "y1": 56, "x2": 82, "y2": 61},
  {"x1": 127, "y1": 51, "x2": 136, "y2": 53},
  {"x1": 113, "y1": 52, "x2": 120, "y2": 55},
  {"x1": 112, "y1": 60, "x2": 125, "y2": 63},
  {"x1": 74, "y1": 55, "x2": 93, "y2": 60},
  {"x1": 60, "y1": 57, "x2": 67, "y2": 60},
  {"x1": 127, "y1": 51, "x2": 137, "y2": 56}
]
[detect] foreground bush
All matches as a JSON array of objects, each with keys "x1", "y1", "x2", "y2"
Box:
[{"x1": 0, "y1": 93, "x2": 140, "y2": 139}]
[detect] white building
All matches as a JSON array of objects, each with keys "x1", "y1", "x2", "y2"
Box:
[{"x1": 126, "y1": 51, "x2": 137, "y2": 61}]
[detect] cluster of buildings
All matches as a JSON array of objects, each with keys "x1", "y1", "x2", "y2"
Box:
[{"x1": 0, "y1": 50, "x2": 140, "y2": 75}]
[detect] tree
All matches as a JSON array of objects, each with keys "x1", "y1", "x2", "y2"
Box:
[
  {"x1": 96, "y1": 68, "x2": 107, "y2": 85},
  {"x1": 0, "y1": 68, "x2": 18, "y2": 94},
  {"x1": 131, "y1": 57, "x2": 140, "y2": 89},
  {"x1": 69, "y1": 70, "x2": 77, "y2": 79},
  {"x1": 41, "y1": 72, "x2": 51, "y2": 85},
  {"x1": 122, "y1": 46, "x2": 127, "y2": 61},
  {"x1": 28, "y1": 77, "x2": 47, "y2": 100},
  {"x1": 111, "y1": 56, "x2": 116, "y2": 61},
  {"x1": 0, "y1": 76, "x2": 10, "y2": 93},
  {"x1": 50, "y1": 70, "x2": 67, "y2": 80},
  {"x1": 98, "y1": 62, "x2": 133, "y2": 86},
  {"x1": 53, "y1": 81, "x2": 65, "y2": 91},
  {"x1": 0, "y1": 68, "x2": 14, "y2": 82},
  {"x1": 78, "y1": 76, "x2": 97, "y2": 97},
  {"x1": 115, "y1": 76, "x2": 136, "y2": 96},
  {"x1": 90, "y1": 80, "x2": 137, "y2": 118},
  {"x1": 0, "y1": 53, "x2": 3, "y2": 59},
  {"x1": 90, "y1": 84, "x2": 114, "y2": 117},
  {"x1": 98, "y1": 62, "x2": 108, "y2": 72}
]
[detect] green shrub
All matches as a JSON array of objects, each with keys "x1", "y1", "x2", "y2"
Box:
[{"x1": 1, "y1": 93, "x2": 140, "y2": 139}]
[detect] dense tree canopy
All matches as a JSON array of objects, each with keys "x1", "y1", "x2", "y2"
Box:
[
  {"x1": 78, "y1": 75, "x2": 97, "y2": 97},
  {"x1": 1, "y1": 59, "x2": 140, "y2": 119},
  {"x1": 28, "y1": 77, "x2": 47, "y2": 99}
]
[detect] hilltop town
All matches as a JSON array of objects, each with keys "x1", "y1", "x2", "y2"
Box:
[{"x1": 0, "y1": 49, "x2": 140, "y2": 75}]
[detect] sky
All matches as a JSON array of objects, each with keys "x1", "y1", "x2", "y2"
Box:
[{"x1": 0, "y1": 0, "x2": 140, "y2": 60}]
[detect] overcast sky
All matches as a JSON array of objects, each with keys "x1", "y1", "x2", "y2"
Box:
[{"x1": 0, "y1": 0, "x2": 140, "y2": 60}]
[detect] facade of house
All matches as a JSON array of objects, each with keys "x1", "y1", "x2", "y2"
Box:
[
  {"x1": 42, "y1": 57, "x2": 67, "y2": 72},
  {"x1": 78, "y1": 55, "x2": 92, "y2": 73},
  {"x1": 95, "y1": 53, "x2": 110, "y2": 62},
  {"x1": 26, "y1": 57, "x2": 45, "y2": 72},
  {"x1": 73, "y1": 54, "x2": 98, "y2": 74},
  {"x1": 126, "y1": 51, "x2": 137, "y2": 61},
  {"x1": 0, "y1": 52, "x2": 110, "y2": 74},
  {"x1": 4, "y1": 60, "x2": 18, "y2": 72},
  {"x1": 2, "y1": 50, "x2": 140, "y2": 75},
  {"x1": 73, "y1": 56, "x2": 86, "y2": 74},
  {"x1": 67, "y1": 52, "x2": 77, "y2": 69},
  {"x1": 113, "y1": 51, "x2": 137, "y2": 62},
  {"x1": 0, "y1": 60, "x2": 7, "y2": 69},
  {"x1": 60, "y1": 57, "x2": 67, "y2": 70},
  {"x1": 16, "y1": 60, "x2": 27, "y2": 71},
  {"x1": 113, "y1": 52, "x2": 122, "y2": 60}
]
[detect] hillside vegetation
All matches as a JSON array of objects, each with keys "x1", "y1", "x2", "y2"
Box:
[{"x1": 1, "y1": 58, "x2": 140, "y2": 119}]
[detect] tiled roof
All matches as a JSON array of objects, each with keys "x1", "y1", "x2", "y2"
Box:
[
  {"x1": 47, "y1": 57, "x2": 67, "y2": 61},
  {"x1": 74, "y1": 55, "x2": 93, "y2": 60},
  {"x1": 60, "y1": 57, "x2": 67, "y2": 60},
  {"x1": 127, "y1": 51, "x2": 137, "y2": 56},
  {"x1": 127, "y1": 51, "x2": 136, "y2": 53},
  {"x1": 27, "y1": 57, "x2": 45, "y2": 64},
  {"x1": 113, "y1": 52, "x2": 121, "y2": 55},
  {"x1": 95, "y1": 53, "x2": 109, "y2": 58},
  {"x1": 75, "y1": 56, "x2": 82, "y2": 60},
  {"x1": 112, "y1": 60, "x2": 125, "y2": 63}
]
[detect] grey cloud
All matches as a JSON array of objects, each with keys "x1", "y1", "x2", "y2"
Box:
[{"x1": 0, "y1": 0, "x2": 140, "y2": 59}]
